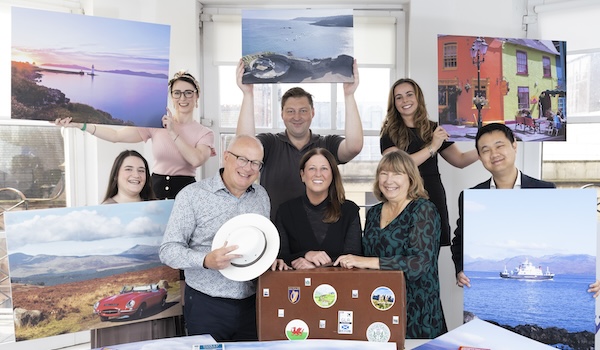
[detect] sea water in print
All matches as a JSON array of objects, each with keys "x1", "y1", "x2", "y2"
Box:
[
  {"x1": 38, "y1": 71, "x2": 166, "y2": 127},
  {"x1": 464, "y1": 271, "x2": 594, "y2": 333}
]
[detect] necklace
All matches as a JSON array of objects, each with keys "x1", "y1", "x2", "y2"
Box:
[{"x1": 382, "y1": 199, "x2": 411, "y2": 226}]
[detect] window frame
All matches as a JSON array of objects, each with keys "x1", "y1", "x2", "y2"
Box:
[
  {"x1": 517, "y1": 86, "x2": 530, "y2": 110},
  {"x1": 542, "y1": 56, "x2": 552, "y2": 78},
  {"x1": 443, "y1": 42, "x2": 458, "y2": 69},
  {"x1": 516, "y1": 50, "x2": 528, "y2": 75},
  {"x1": 470, "y1": 77, "x2": 489, "y2": 109}
]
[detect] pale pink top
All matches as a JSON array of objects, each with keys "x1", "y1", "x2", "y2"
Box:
[{"x1": 138, "y1": 121, "x2": 216, "y2": 176}]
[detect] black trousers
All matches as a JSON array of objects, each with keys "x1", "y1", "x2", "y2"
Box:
[{"x1": 184, "y1": 285, "x2": 257, "y2": 342}]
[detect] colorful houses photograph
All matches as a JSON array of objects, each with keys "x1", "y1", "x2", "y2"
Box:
[{"x1": 437, "y1": 35, "x2": 566, "y2": 141}]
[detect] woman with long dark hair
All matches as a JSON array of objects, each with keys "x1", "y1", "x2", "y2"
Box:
[
  {"x1": 380, "y1": 78, "x2": 478, "y2": 246},
  {"x1": 273, "y1": 148, "x2": 362, "y2": 270},
  {"x1": 102, "y1": 149, "x2": 155, "y2": 204}
]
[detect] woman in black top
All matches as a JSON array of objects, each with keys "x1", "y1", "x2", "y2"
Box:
[
  {"x1": 272, "y1": 148, "x2": 362, "y2": 270},
  {"x1": 380, "y1": 78, "x2": 478, "y2": 246}
]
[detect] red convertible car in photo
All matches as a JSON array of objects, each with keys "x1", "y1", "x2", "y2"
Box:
[{"x1": 93, "y1": 284, "x2": 167, "y2": 321}]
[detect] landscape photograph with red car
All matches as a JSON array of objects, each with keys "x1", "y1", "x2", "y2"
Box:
[{"x1": 4, "y1": 201, "x2": 181, "y2": 341}]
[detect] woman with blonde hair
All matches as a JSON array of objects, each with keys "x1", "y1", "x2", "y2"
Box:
[{"x1": 335, "y1": 150, "x2": 447, "y2": 338}]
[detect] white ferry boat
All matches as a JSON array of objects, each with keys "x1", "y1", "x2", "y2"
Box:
[{"x1": 499, "y1": 258, "x2": 555, "y2": 280}]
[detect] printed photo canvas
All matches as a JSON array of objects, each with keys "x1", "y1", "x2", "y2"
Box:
[
  {"x1": 4, "y1": 200, "x2": 180, "y2": 341},
  {"x1": 241, "y1": 9, "x2": 354, "y2": 84},
  {"x1": 463, "y1": 189, "x2": 597, "y2": 350},
  {"x1": 437, "y1": 35, "x2": 567, "y2": 142},
  {"x1": 412, "y1": 318, "x2": 554, "y2": 350},
  {"x1": 11, "y1": 7, "x2": 171, "y2": 128}
]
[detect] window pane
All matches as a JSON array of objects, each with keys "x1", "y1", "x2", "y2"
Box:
[
  {"x1": 516, "y1": 51, "x2": 528, "y2": 75},
  {"x1": 336, "y1": 68, "x2": 389, "y2": 131},
  {"x1": 219, "y1": 66, "x2": 274, "y2": 129},
  {"x1": 543, "y1": 123, "x2": 600, "y2": 188},
  {"x1": 567, "y1": 52, "x2": 600, "y2": 116},
  {"x1": 348, "y1": 135, "x2": 381, "y2": 162},
  {"x1": 542, "y1": 56, "x2": 552, "y2": 78},
  {"x1": 438, "y1": 86, "x2": 448, "y2": 106},
  {"x1": 339, "y1": 135, "x2": 382, "y2": 226},
  {"x1": 443, "y1": 43, "x2": 457, "y2": 69},
  {"x1": 218, "y1": 66, "x2": 240, "y2": 128},
  {"x1": 517, "y1": 86, "x2": 529, "y2": 110},
  {"x1": 470, "y1": 78, "x2": 488, "y2": 102},
  {"x1": 542, "y1": 51, "x2": 600, "y2": 199},
  {"x1": 254, "y1": 84, "x2": 274, "y2": 128},
  {"x1": 0, "y1": 125, "x2": 65, "y2": 229},
  {"x1": 219, "y1": 133, "x2": 235, "y2": 169}
]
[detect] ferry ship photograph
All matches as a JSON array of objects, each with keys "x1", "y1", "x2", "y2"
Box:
[
  {"x1": 462, "y1": 189, "x2": 597, "y2": 350},
  {"x1": 499, "y1": 258, "x2": 555, "y2": 280}
]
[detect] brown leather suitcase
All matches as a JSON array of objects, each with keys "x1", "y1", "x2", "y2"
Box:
[{"x1": 257, "y1": 267, "x2": 406, "y2": 349}]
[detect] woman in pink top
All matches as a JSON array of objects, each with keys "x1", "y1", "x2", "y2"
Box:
[{"x1": 55, "y1": 71, "x2": 216, "y2": 199}]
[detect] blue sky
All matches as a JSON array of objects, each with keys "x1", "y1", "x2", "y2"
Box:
[
  {"x1": 11, "y1": 7, "x2": 170, "y2": 74},
  {"x1": 4, "y1": 200, "x2": 174, "y2": 256},
  {"x1": 464, "y1": 188, "x2": 598, "y2": 260}
]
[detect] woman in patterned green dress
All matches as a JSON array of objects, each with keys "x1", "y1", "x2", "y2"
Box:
[{"x1": 335, "y1": 150, "x2": 447, "y2": 338}]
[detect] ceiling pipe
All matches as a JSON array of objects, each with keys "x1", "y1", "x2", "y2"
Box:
[{"x1": 534, "y1": 0, "x2": 599, "y2": 13}]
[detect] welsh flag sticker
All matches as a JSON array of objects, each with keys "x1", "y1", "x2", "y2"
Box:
[{"x1": 285, "y1": 319, "x2": 309, "y2": 340}]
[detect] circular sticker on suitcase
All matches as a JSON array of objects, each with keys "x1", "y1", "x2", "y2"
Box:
[
  {"x1": 312, "y1": 283, "x2": 337, "y2": 308},
  {"x1": 366, "y1": 322, "x2": 391, "y2": 342},
  {"x1": 285, "y1": 319, "x2": 309, "y2": 340},
  {"x1": 370, "y1": 286, "x2": 395, "y2": 311}
]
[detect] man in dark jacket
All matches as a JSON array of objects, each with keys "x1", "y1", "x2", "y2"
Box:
[{"x1": 450, "y1": 123, "x2": 555, "y2": 288}]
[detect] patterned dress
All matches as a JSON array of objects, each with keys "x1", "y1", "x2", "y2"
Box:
[
  {"x1": 363, "y1": 197, "x2": 447, "y2": 339},
  {"x1": 380, "y1": 127, "x2": 453, "y2": 246}
]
